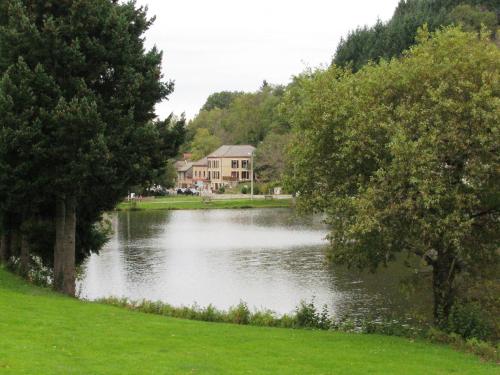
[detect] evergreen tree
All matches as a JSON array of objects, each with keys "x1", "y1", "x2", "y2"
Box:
[
  {"x1": 0, "y1": 0, "x2": 181, "y2": 294},
  {"x1": 333, "y1": 0, "x2": 499, "y2": 71}
]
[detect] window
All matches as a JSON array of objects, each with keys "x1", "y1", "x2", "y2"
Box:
[
  {"x1": 231, "y1": 171, "x2": 239, "y2": 180},
  {"x1": 203, "y1": 171, "x2": 206, "y2": 177},
  {"x1": 242, "y1": 160, "x2": 249, "y2": 169},
  {"x1": 241, "y1": 171, "x2": 250, "y2": 180},
  {"x1": 231, "y1": 160, "x2": 239, "y2": 169}
]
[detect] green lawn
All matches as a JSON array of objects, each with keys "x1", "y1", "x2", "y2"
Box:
[
  {"x1": 117, "y1": 196, "x2": 292, "y2": 210},
  {"x1": 0, "y1": 268, "x2": 497, "y2": 374}
]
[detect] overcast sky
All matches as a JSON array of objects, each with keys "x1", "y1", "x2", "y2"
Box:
[{"x1": 134, "y1": 0, "x2": 400, "y2": 119}]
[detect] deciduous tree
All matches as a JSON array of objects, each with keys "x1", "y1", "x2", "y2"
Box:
[{"x1": 285, "y1": 27, "x2": 499, "y2": 325}]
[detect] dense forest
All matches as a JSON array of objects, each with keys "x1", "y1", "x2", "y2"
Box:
[
  {"x1": 182, "y1": 0, "x2": 499, "y2": 184},
  {"x1": 334, "y1": 0, "x2": 499, "y2": 71}
]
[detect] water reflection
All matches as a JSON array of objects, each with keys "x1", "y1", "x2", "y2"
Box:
[{"x1": 79, "y1": 209, "x2": 431, "y2": 319}]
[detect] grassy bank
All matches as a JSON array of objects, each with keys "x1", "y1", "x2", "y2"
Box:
[
  {"x1": 117, "y1": 196, "x2": 292, "y2": 210},
  {"x1": 0, "y1": 268, "x2": 497, "y2": 374}
]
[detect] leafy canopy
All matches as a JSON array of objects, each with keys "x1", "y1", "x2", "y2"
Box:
[{"x1": 285, "y1": 27, "x2": 499, "y2": 320}]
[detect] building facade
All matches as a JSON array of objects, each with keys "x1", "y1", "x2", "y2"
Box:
[
  {"x1": 192, "y1": 157, "x2": 209, "y2": 189},
  {"x1": 175, "y1": 145, "x2": 256, "y2": 191},
  {"x1": 207, "y1": 145, "x2": 255, "y2": 190},
  {"x1": 175, "y1": 160, "x2": 193, "y2": 188}
]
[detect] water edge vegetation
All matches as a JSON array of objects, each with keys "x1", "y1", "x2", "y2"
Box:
[{"x1": 0, "y1": 267, "x2": 498, "y2": 374}]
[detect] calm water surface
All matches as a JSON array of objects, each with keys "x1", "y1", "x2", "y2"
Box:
[{"x1": 79, "y1": 209, "x2": 431, "y2": 318}]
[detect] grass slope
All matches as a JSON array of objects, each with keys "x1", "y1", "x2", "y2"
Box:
[
  {"x1": 117, "y1": 196, "x2": 292, "y2": 210},
  {"x1": 0, "y1": 268, "x2": 497, "y2": 374}
]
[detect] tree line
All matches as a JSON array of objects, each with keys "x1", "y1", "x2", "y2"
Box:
[
  {"x1": 333, "y1": 0, "x2": 499, "y2": 71},
  {"x1": 0, "y1": 0, "x2": 183, "y2": 295}
]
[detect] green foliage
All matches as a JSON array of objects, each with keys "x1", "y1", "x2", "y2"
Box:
[
  {"x1": 285, "y1": 28, "x2": 500, "y2": 324},
  {"x1": 459, "y1": 278, "x2": 500, "y2": 341},
  {"x1": 190, "y1": 128, "x2": 222, "y2": 160},
  {"x1": 187, "y1": 84, "x2": 288, "y2": 147},
  {"x1": 254, "y1": 132, "x2": 292, "y2": 182},
  {"x1": 426, "y1": 328, "x2": 499, "y2": 361},
  {"x1": 228, "y1": 302, "x2": 251, "y2": 325},
  {"x1": 295, "y1": 300, "x2": 331, "y2": 329},
  {"x1": 448, "y1": 4, "x2": 498, "y2": 34},
  {"x1": 0, "y1": 0, "x2": 182, "y2": 277},
  {"x1": 333, "y1": 0, "x2": 499, "y2": 71},
  {"x1": 447, "y1": 303, "x2": 493, "y2": 341},
  {"x1": 201, "y1": 91, "x2": 243, "y2": 111}
]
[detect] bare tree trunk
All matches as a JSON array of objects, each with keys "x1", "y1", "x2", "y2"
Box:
[
  {"x1": 10, "y1": 229, "x2": 19, "y2": 260},
  {"x1": 0, "y1": 232, "x2": 10, "y2": 264},
  {"x1": 53, "y1": 197, "x2": 66, "y2": 292},
  {"x1": 62, "y1": 196, "x2": 76, "y2": 296},
  {"x1": 19, "y1": 232, "x2": 30, "y2": 277},
  {"x1": 432, "y1": 250, "x2": 456, "y2": 327}
]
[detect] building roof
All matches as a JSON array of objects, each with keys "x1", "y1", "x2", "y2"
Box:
[
  {"x1": 192, "y1": 157, "x2": 208, "y2": 167},
  {"x1": 207, "y1": 145, "x2": 256, "y2": 158},
  {"x1": 175, "y1": 160, "x2": 193, "y2": 172}
]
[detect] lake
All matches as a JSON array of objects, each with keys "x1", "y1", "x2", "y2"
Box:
[{"x1": 78, "y1": 208, "x2": 432, "y2": 319}]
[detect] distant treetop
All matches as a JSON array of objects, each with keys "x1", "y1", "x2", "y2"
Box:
[
  {"x1": 201, "y1": 91, "x2": 244, "y2": 112},
  {"x1": 333, "y1": 0, "x2": 499, "y2": 71}
]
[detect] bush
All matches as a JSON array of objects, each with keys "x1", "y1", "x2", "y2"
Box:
[
  {"x1": 464, "y1": 338, "x2": 499, "y2": 361},
  {"x1": 218, "y1": 186, "x2": 225, "y2": 194},
  {"x1": 446, "y1": 302, "x2": 493, "y2": 341},
  {"x1": 250, "y1": 310, "x2": 278, "y2": 327},
  {"x1": 227, "y1": 302, "x2": 250, "y2": 324},
  {"x1": 295, "y1": 300, "x2": 330, "y2": 329},
  {"x1": 240, "y1": 185, "x2": 248, "y2": 194},
  {"x1": 199, "y1": 304, "x2": 224, "y2": 322},
  {"x1": 279, "y1": 313, "x2": 297, "y2": 328},
  {"x1": 425, "y1": 328, "x2": 499, "y2": 362}
]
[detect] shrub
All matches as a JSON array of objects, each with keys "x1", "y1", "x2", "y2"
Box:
[
  {"x1": 250, "y1": 310, "x2": 278, "y2": 327},
  {"x1": 446, "y1": 302, "x2": 493, "y2": 341},
  {"x1": 199, "y1": 304, "x2": 225, "y2": 322},
  {"x1": 279, "y1": 313, "x2": 297, "y2": 328},
  {"x1": 240, "y1": 185, "x2": 248, "y2": 194},
  {"x1": 425, "y1": 328, "x2": 499, "y2": 362},
  {"x1": 295, "y1": 300, "x2": 330, "y2": 329},
  {"x1": 227, "y1": 302, "x2": 250, "y2": 324},
  {"x1": 464, "y1": 338, "x2": 499, "y2": 362}
]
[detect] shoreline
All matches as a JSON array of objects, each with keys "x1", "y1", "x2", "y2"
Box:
[
  {"x1": 116, "y1": 196, "x2": 294, "y2": 211},
  {"x1": 1, "y1": 267, "x2": 497, "y2": 374}
]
